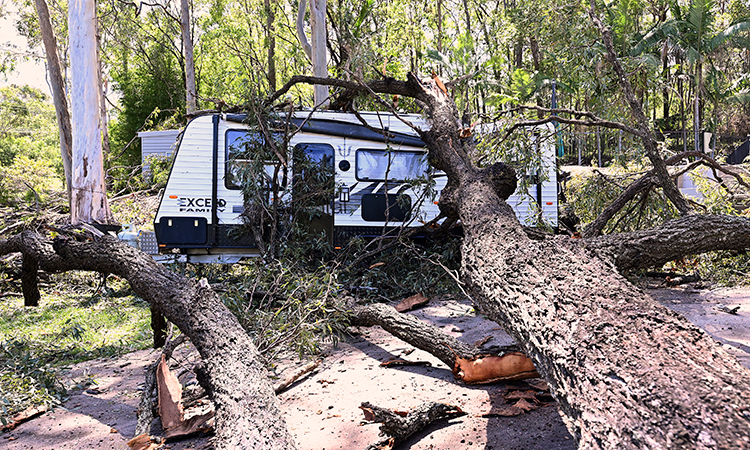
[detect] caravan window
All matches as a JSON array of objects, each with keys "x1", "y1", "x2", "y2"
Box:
[
  {"x1": 225, "y1": 130, "x2": 286, "y2": 190},
  {"x1": 355, "y1": 149, "x2": 428, "y2": 182}
]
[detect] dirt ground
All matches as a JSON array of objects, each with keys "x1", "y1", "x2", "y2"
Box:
[{"x1": 2, "y1": 283, "x2": 749, "y2": 450}]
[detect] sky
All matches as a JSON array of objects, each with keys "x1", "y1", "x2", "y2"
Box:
[{"x1": 0, "y1": 3, "x2": 52, "y2": 96}]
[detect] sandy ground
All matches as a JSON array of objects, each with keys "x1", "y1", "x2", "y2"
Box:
[{"x1": 2, "y1": 284, "x2": 749, "y2": 450}]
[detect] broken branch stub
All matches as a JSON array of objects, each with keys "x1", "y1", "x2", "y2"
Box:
[
  {"x1": 360, "y1": 401, "x2": 465, "y2": 450},
  {"x1": 350, "y1": 302, "x2": 539, "y2": 384}
]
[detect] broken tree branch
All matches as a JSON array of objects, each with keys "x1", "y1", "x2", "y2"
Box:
[
  {"x1": 360, "y1": 401, "x2": 465, "y2": 450},
  {"x1": 0, "y1": 231, "x2": 295, "y2": 450},
  {"x1": 349, "y1": 302, "x2": 539, "y2": 384}
]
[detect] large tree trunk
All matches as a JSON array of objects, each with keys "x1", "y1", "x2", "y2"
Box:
[
  {"x1": 0, "y1": 232, "x2": 296, "y2": 450},
  {"x1": 456, "y1": 183, "x2": 750, "y2": 448},
  {"x1": 33, "y1": 0, "x2": 73, "y2": 202},
  {"x1": 271, "y1": 70, "x2": 750, "y2": 446},
  {"x1": 412, "y1": 74, "x2": 750, "y2": 447},
  {"x1": 68, "y1": 0, "x2": 112, "y2": 224}
]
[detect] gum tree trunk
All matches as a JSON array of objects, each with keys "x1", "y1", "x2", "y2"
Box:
[
  {"x1": 417, "y1": 73, "x2": 750, "y2": 448},
  {"x1": 68, "y1": 0, "x2": 112, "y2": 224}
]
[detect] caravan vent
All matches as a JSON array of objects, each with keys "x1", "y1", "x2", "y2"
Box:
[{"x1": 139, "y1": 231, "x2": 159, "y2": 254}]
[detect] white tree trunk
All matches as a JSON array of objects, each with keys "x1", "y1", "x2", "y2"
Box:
[
  {"x1": 181, "y1": 0, "x2": 197, "y2": 115},
  {"x1": 296, "y1": 0, "x2": 328, "y2": 107},
  {"x1": 69, "y1": 0, "x2": 112, "y2": 224}
]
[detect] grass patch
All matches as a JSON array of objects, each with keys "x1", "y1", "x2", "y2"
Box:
[{"x1": 0, "y1": 272, "x2": 152, "y2": 422}]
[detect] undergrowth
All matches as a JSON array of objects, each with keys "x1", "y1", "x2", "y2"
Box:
[
  {"x1": 0, "y1": 272, "x2": 151, "y2": 422},
  {"x1": 566, "y1": 162, "x2": 750, "y2": 286}
]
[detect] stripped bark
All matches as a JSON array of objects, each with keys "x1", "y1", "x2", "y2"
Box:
[
  {"x1": 135, "y1": 334, "x2": 188, "y2": 437},
  {"x1": 0, "y1": 231, "x2": 295, "y2": 450}
]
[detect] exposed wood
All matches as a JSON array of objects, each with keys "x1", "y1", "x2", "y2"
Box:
[
  {"x1": 454, "y1": 352, "x2": 539, "y2": 385},
  {"x1": 273, "y1": 360, "x2": 321, "y2": 395},
  {"x1": 126, "y1": 434, "x2": 163, "y2": 450},
  {"x1": 156, "y1": 354, "x2": 183, "y2": 430},
  {"x1": 0, "y1": 231, "x2": 296, "y2": 450},
  {"x1": 0, "y1": 405, "x2": 49, "y2": 432},
  {"x1": 296, "y1": 0, "x2": 328, "y2": 106},
  {"x1": 349, "y1": 302, "x2": 538, "y2": 384},
  {"x1": 135, "y1": 334, "x2": 187, "y2": 436},
  {"x1": 360, "y1": 401, "x2": 465, "y2": 450},
  {"x1": 181, "y1": 0, "x2": 197, "y2": 115}
]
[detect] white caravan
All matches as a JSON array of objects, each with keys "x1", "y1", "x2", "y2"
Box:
[{"x1": 147, "y1": 111, "x2": 557, "y2": 262}]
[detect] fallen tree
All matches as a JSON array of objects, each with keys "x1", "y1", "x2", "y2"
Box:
[
  {"x1": 268, "y1": 53, "x2": 750, "y2": 450},
  {"x1": 4, "y1": 18, "x2": 750, "y2": 450},
  {"x1": 0, "y1": 230, "x2": 296, "y2": 450}
]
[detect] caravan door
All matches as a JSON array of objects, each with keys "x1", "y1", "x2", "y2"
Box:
[{"x1": 292, "y1": 143, "x2": 335, "y2": 241}]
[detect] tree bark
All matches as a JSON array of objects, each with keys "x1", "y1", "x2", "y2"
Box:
[
  {"x1": 33, "y1": 0, "x2": 73, "y2": 202},
  {"x1": 585, "y1": 214, "x2": 750, "y2": 272},
  {"x1": 181, "y1": 0, "x2": 197, "y2": 115},
  {"x1": 68, "y1": 0, "x2": 113, "y2": 224},
  {"x1": 264, "y1": 0, "x2": 277, "y2": 92},
  {"x1": 590, "y1": 11, "x2": 692, "y2": 217},
  {"x1": 360, "y1": 401, "x2": 465, "y2": 450},
  {"x1": 350, "y1": 302, "x2": 538, "y2": 384},
  {"x1": 296, "y1": 0, "x2": 328, "y2": 107},
  {"x1": 270, "y1": 71, "x2": 750, "y2": 446},
  {"x1": 0, "y1": 232, "x2": 296, "y2": 450}
]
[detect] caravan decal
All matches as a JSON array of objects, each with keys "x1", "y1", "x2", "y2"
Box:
[{"x1": 177, "y1": 197, "x2": 227, "y2": 213}]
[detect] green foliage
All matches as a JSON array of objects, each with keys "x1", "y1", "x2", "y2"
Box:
[
  {"x1": 341, "y1": 237, "x2": 465, "y2": 303},
  {"x1": 565, "y1": 164, "x2": 679, "y2": 233},
  {"x1": 0, "y1": 340, "x2": 66, "y2": 423},
  {"x1": 0, "y1": 273, "x2": 151, "y2": 421},
  {"x1": 0, "y1": 274, "x2": 152, "y2": 363},
  {"x1": 104, "y1": 7, "x2": 186, "y2": 194},
  {"x1": 0, "y1": 85, "x2": 63, "y2": 207},
  {"x1": 216, "y1": 261, "x2": 348, "y2": 359}
]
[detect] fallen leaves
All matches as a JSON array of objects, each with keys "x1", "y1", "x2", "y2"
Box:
[{"x1": 480, "y1": 383, "x2": 553, "y2": 418}]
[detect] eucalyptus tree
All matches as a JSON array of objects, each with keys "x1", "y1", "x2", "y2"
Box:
[{"x1": 31, "y1": 0, "x2": 72, "y2": 201}]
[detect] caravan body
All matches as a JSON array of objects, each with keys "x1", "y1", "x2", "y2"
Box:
[{"x1": 152, "y1": 111, "x2": 557, "y2": 262}]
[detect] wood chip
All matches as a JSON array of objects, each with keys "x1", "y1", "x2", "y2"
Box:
[
  {"x1": 156, "y1": 354, "x2": 183, "y2": 430},
  {"x1": 395, "y1": 293, "x2": 429, "y2": 312},
  {"x1": 0, "y1": 405, "x2": 48, "y2": 431}
]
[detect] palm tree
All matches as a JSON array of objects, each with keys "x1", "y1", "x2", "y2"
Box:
[{"x1": 633, "y1": 0, "x2": 750, "y2": 152}]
